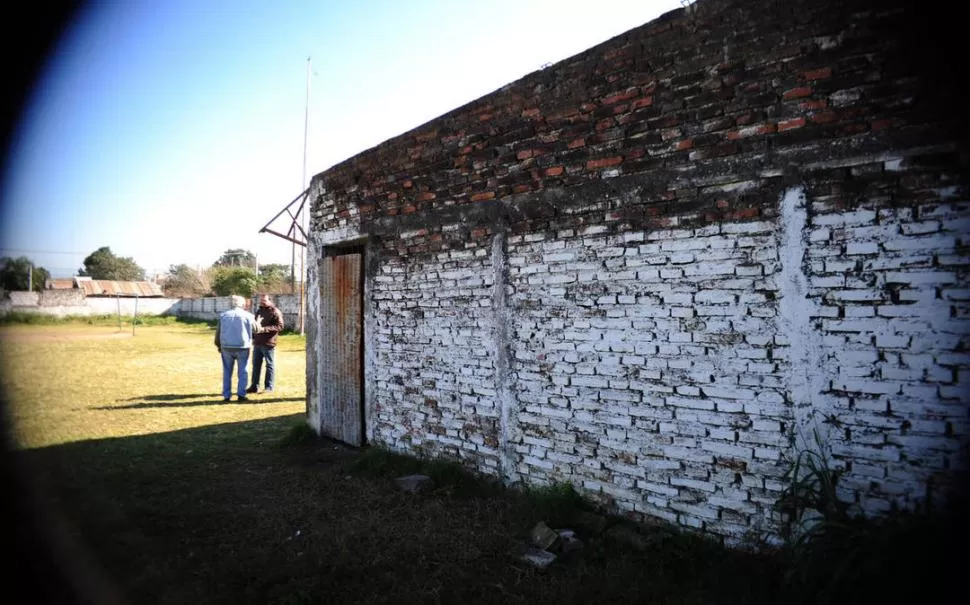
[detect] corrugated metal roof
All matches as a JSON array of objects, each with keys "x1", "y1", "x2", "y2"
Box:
[
  {"x1": 46, "y1": 279, "x2": 76, "y2": 290},
  {"x1": 41, "y1": 277, "x2": 164, "y2": 296},
  {"x1": 78, "y1": 280, "x2": 164, "y2": 297}
]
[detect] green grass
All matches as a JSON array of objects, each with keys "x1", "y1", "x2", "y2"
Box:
[
  {"x1": 0, "y1": 311, "x2": 186, "y2": 326},
  {"x1": 1, "y1": 321, "x2": 956, "y2": 604}
]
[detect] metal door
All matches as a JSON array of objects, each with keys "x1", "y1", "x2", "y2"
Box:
[{"x1": 318, "y1": 251, "x2": 364, "y2": 446}]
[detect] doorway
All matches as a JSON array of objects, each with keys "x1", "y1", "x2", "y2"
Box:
[{"x1": 317, "y1": 245, "x2": 365, "y2": 446}]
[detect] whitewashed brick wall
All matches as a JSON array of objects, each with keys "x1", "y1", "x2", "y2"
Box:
[
  {"x1": 505, "y1": 213, "x2": 791, "y2": 541},
  {"x1": 370, "y1": 227, "x2": 504, "y2": 474}
]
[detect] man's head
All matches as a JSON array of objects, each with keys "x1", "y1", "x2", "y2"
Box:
[
  {"x1": 229, "y1": 295, "x2": 246, "y2": 309},
  {"x1": 259, "y1": 294, "x2": 271, "y2": 308}
]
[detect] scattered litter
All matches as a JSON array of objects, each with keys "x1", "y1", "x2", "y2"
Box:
[
  {"x1": 529, "y1": 521, "x2": 559, "y2": 550},
  {"x1": 395, "y1": 474, "x2": 433, "y2": 493},
  {"x1": 520, "y1": 547, "x2": 556, "y2": 569},
  {"x1": 555, "y1": 529, "x2": 584, "y2": 553}
]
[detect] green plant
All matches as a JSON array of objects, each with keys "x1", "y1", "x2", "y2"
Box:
[
  {"x1": 776, "y1": 433, "x2": 853, "y2": 541},
  {"x1": 773, "y1": 429, "x2": 957, "y2": 605},
  {"x1": 524, "y1": 481, "x2": 586, "y2": 526}
]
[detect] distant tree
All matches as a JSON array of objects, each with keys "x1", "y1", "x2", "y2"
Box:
[
  {"x1": 257, "y1": 262, "x2": 292, "y2": 293},
  {"x1": 162, "y1": 264, "x2": 208, "y2": 298},
  {"x1": 0, "y1": 256, "x2": 50, "y2": 292},
  {"x1": 214, "y1": 249, "x2": 257, "y2": 269},
  {"x1": 211, "y1": 267, "x2": 258, "y2": 298},
  {"x1": 78, "y1": 246, "x2": 145, "y2": 281}
]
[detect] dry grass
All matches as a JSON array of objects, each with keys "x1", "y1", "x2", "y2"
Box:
[
  {"x1": 0, "y1": 321, "x2": 790, "y2": 605},
  {"x1": 0, "y1": 323, "x2": 305, "y2": 449}
]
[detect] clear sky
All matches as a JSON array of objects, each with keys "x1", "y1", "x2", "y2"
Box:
[{"x1": 1, "y1": 0, "x2": 685, "y2": 279}]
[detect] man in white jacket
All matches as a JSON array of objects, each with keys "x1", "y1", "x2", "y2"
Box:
[{"x1": 214, "y1": 295, "x2": 258, "y2": 402}]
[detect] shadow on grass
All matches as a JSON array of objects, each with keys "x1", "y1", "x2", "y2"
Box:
[
  {"x1": 8, "y1": 415, "x2": 957, "y2": 605},
  {"x1": 2, "y1": 414, "x2": 792, "y2": 605},
  {"x1": 125, "y1": 393, "x2": 215, "y2": 402},
  {"x1": 98, "y1": 396, "x2": 305, "y2": 410}
]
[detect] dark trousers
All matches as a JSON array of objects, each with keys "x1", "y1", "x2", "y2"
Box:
[{"x1": 250, "y1": 345, "x2": 276, "y2": 390}]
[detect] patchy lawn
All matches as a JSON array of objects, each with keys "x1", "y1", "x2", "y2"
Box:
[{"x1": 1, "y1": 321, "x2": 953, "y2": 604}]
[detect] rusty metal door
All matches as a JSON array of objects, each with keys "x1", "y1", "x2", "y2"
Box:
[{"x1": 318, "y1": 251, "x2": 364, "y2": 446}]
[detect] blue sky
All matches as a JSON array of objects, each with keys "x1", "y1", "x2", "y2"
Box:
[{"x1": 1, "y1": 0, "x2": 684, "y2": 279}]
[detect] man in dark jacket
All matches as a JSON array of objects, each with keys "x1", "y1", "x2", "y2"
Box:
[{"x1": 247, "y1": 294, "x2": 284, "y2": 394}]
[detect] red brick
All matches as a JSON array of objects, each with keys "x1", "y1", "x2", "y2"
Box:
[
  {"x1": 803, "y1": 67, "x2": 832, "y2": 80},
  {"x1": 417, "y1": 191, "x2": 436, "y2": 201},
  {"x1": 810, "y1": 111, "x2": 838, "y2": 124},
  {"x1": 478, "y1": 112, "x2": 494, "y2": 121},
  {"x1": 512, "y1": 184, "x2": 533, "y2": 194},
  {"x1": 516, "y1": 149, "x2": 534, "y2": 160},
  {"x1": 870, "y1": 118, "x2": 893, "y2": 131},
  {"x1": 595, "y1": 118, "x2": 614, "y2": 131},
  {"x1": 586, "y1": 156, "x2": 623, "y2": 170},
  {"x1": 470, "y1": 228, "x2": 489, "y2": 238},
  {"x1": 630, "y1": 95, "x2": 654, "y2": 110},
  {"x1": 676, "y1": 139, "x2": 694, "y2": 150},
  {"x1": 783, "y1": 86, "x2": 813, "y2": 100},
  {"x1": 778, "y1": 117, "x2": 806, "y2": 131},
  {"x1": 544, "y1": 166, "x2": 565, "y2": 177},
  {"x1": 568, "y1": 138, "x2": 586, "y2": 149},
  {"x1": 470, "y1": 191, "x2": 494, "y2": 202},
  {"x1": 602, "y1": 87, "x2": 639, "y2": 105},
  {"x1": 727, "y1": 207, "x2": 760, "y2": 220},
  {"x1": 402, "y1": 205, "x2": 417, "y2": 214},
  {"x1": 799, "y1": 99, "x2": 827, "y2": 111},
  {"x1": 522, "y1": 108, "x2": 541, "y2": 119}
]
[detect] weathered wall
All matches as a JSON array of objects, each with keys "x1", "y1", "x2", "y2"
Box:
[
  {"x1": 306, "y1": 0, "x2": 968, "y2": 544},
  {"x1": 86, "y1": 297, "x2": 180, "y2": 316},
  {"x1": 0, "y1": 290, "x2": 180, "y2": 317},
  {"x1": 174, "y1": 295, "x2": 301, "y2": 327}
]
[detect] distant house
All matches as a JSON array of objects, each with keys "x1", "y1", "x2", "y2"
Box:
[{"x1": 45, "y1": 276, "x2": 164, "y2": 297}]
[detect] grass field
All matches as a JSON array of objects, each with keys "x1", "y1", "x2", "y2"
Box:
[
  {"x1": 0, "y1": 322, "x2": 306, "y2": 449},
  {"x1": 0, "y1": 321, "x2": 952, "y2": 604}
]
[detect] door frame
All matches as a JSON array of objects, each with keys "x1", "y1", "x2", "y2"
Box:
[{"x1": 319, "y1": 241, "x2": 366, "y2": 446}]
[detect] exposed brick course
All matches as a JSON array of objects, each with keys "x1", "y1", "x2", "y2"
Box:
[{"x1": 306, "y1": 0, "x2": 968, "y2": 544}]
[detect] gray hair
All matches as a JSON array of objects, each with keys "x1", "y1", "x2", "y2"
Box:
[{"x1": 229, "y1": 295, "x2": 246, "y2": 308}]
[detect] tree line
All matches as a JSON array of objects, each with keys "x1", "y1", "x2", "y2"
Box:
[{"x1": 1, "y1": 247, "x2": 296, "y2": 298}]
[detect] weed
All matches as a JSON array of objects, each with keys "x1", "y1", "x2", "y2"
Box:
[
  {"x1": 278, "y1": 421, "x2": 318, "y2": 447},
  {"x1": 523, "y1": 481, "x2": 587, "y2": 526},
  {"x1": 775, "y1": 429, "x2": 957, "y2": 604}
]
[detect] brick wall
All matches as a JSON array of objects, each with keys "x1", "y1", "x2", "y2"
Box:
[{"x1": 306, "y1": 0, "x2": 968, "y2": 544}]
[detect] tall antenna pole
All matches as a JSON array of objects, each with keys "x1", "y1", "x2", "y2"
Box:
[{"x1": 299, "y1": 56, "x2": 311, "y2": 335}]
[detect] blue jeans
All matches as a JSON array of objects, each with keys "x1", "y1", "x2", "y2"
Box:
[
  {"x1": 250, "y1": 345, "x2": 276, "y2": 391},
  {"x1": 221, "y1": 348, "x2": 250, "y2": 399}
]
